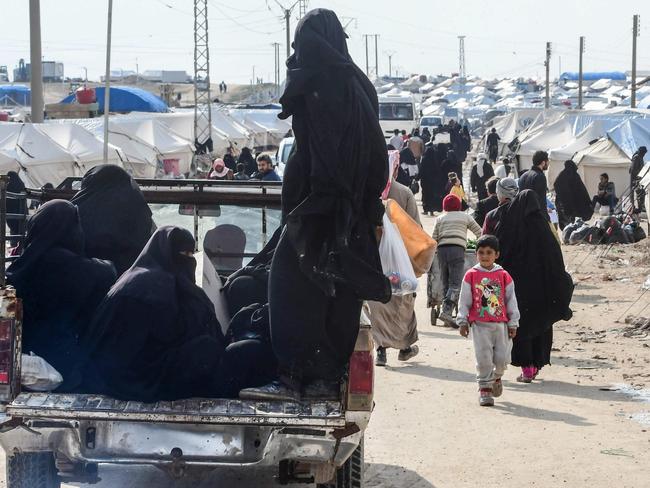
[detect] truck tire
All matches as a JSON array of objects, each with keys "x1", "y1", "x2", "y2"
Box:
[
  {"x1": 6, "y1": 452, "x2": 60, "y2": 488},
  {"x1": 318, "y1": 437, "x2": 364, "y2": 488}
]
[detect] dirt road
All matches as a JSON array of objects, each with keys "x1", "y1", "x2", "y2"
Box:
[{"x1": 3, "y1": 218, "x2": 650, "y2": 488}]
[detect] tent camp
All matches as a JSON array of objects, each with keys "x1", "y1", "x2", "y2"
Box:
[
  {"x1": 0, "y1": 123, "x2": 78, "y2": 187},
  {"x1": 573, "y1": 137, "x2": 631, "y2": 198},
  {"x1": 39, "y1": 123, "x2": 124, "y2": 174}
]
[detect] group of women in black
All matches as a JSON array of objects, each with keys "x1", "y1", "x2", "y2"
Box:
[{"x1": 7, "y1": 165, "x2": 275, "y2": 401}]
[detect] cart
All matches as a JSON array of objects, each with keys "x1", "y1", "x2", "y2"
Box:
[{"x1": 427, "y1": 249, "x2": 477, "y2": 325}]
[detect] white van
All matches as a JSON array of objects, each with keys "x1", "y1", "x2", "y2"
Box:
[
  {"x1": 378, "y1": 93, "x2": 416, "y2": 139},
  {"x1": 275, "y1": 136, "x2": 294, "y2": 177}
]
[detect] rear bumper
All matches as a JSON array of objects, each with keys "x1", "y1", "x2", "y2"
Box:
[{"x1": 0, "y1": 412, "x2": 369, "y2": 469}]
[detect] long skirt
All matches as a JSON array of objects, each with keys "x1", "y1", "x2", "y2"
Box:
[
  {"x1": 368, "y1": 294, "x2": 418, "y2": 350},
  {"x1": 510, "y1": 327, "x2": 553, "y2": 369}
]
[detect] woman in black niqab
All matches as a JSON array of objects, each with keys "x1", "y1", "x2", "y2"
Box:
[
  {"x1": 553, "y1": 160, "x2": 593, "y2": 229},
  {"x1": 82, "y1": 226, "x2": 273, "y2": 401},
  {"x1": 237, "y1": 147, "x2": 257, "y2": 176},
  {"x1": 419, "y1": 144, "x2": 447, "y2": 213},
  {"x1": 260, "y1": 9, "x2": 390, "y2": 396},
  {"x1": 494, "y1": 190, "x2": 574, "y2": 379},
  {"x1": 6, "y1": 200, "x2": 117, "y2": 391},
  {"x1": 70, "y1": 165, "x2": 154, "y2": 276}
]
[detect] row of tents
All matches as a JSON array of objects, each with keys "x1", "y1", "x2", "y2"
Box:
[
  {"x1": 488, "y1": 108, "x2": 650, "y2": 200},
  {"x1": 0, "y1": 107, "x2": 292, "y2": 187}
]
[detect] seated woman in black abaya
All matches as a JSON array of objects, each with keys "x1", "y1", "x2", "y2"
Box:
[
  {"x1": 6, "y1": 200, "x2": 117, "y2": 391},
  {"x1": 81, "y1": 226, "x2": 274, "y2": 402},
  {"x1": 71, "y1": 165, "x2": 155, "y2": 276}
]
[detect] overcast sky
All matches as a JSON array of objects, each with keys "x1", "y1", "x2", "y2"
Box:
[{"x1": 1, "y1": 0, "x2": 650, "y2": 84}]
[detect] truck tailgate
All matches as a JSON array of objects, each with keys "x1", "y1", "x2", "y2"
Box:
[{"x1": 7, "y1": 393, "x2": 346, "y2": 427}]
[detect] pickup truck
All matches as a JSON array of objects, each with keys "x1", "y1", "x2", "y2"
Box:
[{"x1": 0, "y1": 177, "x2": 374, "y2": 488}]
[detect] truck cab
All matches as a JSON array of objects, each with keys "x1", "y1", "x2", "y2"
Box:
[{"x1": 0, "y1": 176, "x2": 374, "y2": 487}]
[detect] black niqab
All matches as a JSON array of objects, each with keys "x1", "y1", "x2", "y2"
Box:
[
  {"x1": 7, "y1": 200, "x2": 116, "y2": 390},
  {"x1": 553, "y1": 160, "x2": 593, "y2": 228},
  {"x1": 237, "y1": 148, "x2": 257, "y2": 176},
  {"x1": 270, "y1": 9, "x2": 389, "y2": 384},
  {"x1": 71, "y1": 165, "x2": 154, "y2": 275},
  {"x1": 82, "y1": 226, "x2": 227, "y2": 401},
  {"x1": 419, "y1": 145, "x2": 447, "y2": 212}
]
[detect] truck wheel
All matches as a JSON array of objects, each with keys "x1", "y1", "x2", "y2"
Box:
[
  {"x1": 318, "y1": 437, "x2": 364, "y2": 488},
  {"x1": 6, "y1": 452, "x2": 60, "y2": 488}
]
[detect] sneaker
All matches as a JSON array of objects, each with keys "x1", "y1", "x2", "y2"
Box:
[
  {"x1": 398, "y1": 345, "x2": 419, "y2": 361},
  {"x1": 375, "y1": 347, "x2": 387, "y2": 367},
  {"x1": 438, "y1": 311, "x2": 456, "y2": 327},
  {"x1": 492, "y1": 378, "x2": 503, "y2": 398},
  {"x1": 302, "y1": 379, "x2": 340, "y2": 400},
  {"x1": 239, "y1": 380, "x2": 300, "y2": 402},
  {"x1": 479, "y1": 388, "x2": 494, "y2": 406}
]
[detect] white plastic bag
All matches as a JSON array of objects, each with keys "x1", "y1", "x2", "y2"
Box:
[
  {"x1": 21, "y1": 353, "x2": 63, "y2": 392},
  {"x1": 379, "y1": 213, "x2": 418, "y2": 295}
]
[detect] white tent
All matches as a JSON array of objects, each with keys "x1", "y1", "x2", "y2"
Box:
[
  {"x1": 227, "y1": 108, "x2": 292, "y2": 148},
  {"x1": 0, "y1": 123, "x2": 78, "y2": 187},
  {"x1": 39, "y1": 123, "x2": 124, "y2": 174},
  {"x1": 548, "y1": 118, "x2": 627, "y2": 184},
  {"x1": 573, "y1": 137, "x2": 630, "y2": 197},
  {"x1": 606, "y1": 118, "x2": 650, "y2": 158},
  {"x1": 108, "y1": 118, "x2": 194, "y2": 174}
]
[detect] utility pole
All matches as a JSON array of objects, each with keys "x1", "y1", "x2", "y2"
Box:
[
  {"x1": 193, "y1": 0, "x2": 212, "y2": 155},
  {"x1": 271, "y1": 1, "x2": 300, "y2": 60},
  {"x1": 364, "y1": 35, "x2": 370, "y2": 76},
  {"x1": 545, "y1": 42, "x2": 552, "y2": 109},
  {"x1": 29, "y1": 0, "x2": 43, "y2": 123},
  {"x1": 102, "y1": 0, "x2": 113, "y2": 163},
  {"x1": 271, "y1": 42, "x2": 280, "y2": 97},
  {"x1": 374, "y1": 35, "x2": 379, "y2": 79},
  {"x1": 631, "y1": 14, "x2": 640, "y2": 109},
  {"x1": 578, "y1": 36, "x2": 585, "y2": 109},
  {"x1": 385, "y1": 51, "x2": 396, "y2": 78},
  {"x1": 458, "y1": 35, "x2": 466, "y2": 95}
]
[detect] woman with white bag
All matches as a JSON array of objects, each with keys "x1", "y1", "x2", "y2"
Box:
[{"x1": 369, "y1": 151, "x2": 421, "y2": 366}]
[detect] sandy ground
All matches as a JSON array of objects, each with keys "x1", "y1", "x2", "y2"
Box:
[{"x1": 1, "y1": 213, "x2": 649, "y2": 487}]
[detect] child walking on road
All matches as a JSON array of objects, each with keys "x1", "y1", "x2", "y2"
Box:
[{"x1": 457, "y1": 235, "x2": 520, "y2": 406}]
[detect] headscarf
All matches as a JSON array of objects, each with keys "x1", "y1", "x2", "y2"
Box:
[
  {"x1": 237, "y1": 147, "x2": 257, "y2": 176},
  {"x1": 443, "y1": 194, "x2": 462, "y2": 212},
  {"x1": 7, "y1": 200, "x2": 84, "y2": 288},
  {"x1": 210, "y1": 158, "x2": 230, "y2": 178},
  {"x1": 276, "y1": 8, "x2": 390, "y2": 302},
  {"x1": 70, "y1": 165, "x2": 154, "y2": 275},
  {"x1": 381, "y1": 150, "x2": 400, "y2": 200},
  {"x1": 496, "y1": 177, "x2": 518, "y2": 201}
]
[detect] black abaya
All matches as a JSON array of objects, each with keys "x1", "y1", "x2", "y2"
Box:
[
  {"x1": 553, "y1": 160, "x2": 593, "y2": 229},
  {"x1": 237, "y1": 148, "x2": 257, "y2": 176},
  {"x1": 470, "y1": 160, "x2": 495, "y2": 200},
  {"x1": 71, "y1": 165, "x2": 154, "y2": 275},
  {"x1": 419, "y1": 145, "x2": 447, "y2": 212},
  {"x1": 494, "y1": 190, "x2": 574, "y2": 369},
  {"x1": 6, "y1": 200, "x2": 117, "y2": 390},
  {"x1": 442, "y1": 150, "x2": 463, "y2": 185},
  {"x1": 271, "y1": 9, "x2": 390, "y2": 384},
  {"x1": 82, "y1": 226, "x2": 272, "y2": 401}
]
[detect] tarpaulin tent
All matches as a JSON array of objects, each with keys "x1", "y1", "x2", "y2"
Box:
[
  {"x1": 60, "y1": 86, "x2": 168, "y2": 113},
  {"x1": 573, "y1": 137, "x2": 631, "y2": 197},
  {"x1": 39, "y1": 123, "x2": 124, "y2": 173},
  {"x1": 606, "y1": 118, "x2": 650, "y2": 158},
  {"x1": 0, "y1": 123, "x2": 78, "y2": 187},
  {"x1": 560, "y1": 72, "x2": 627, "y2": 81},
  {"x1": 0, "y1": 85, "x2": 30, "y2": 106}
]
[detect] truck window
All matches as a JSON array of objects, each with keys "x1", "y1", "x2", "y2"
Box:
[{"x1": 379, "y1": 102, "x2": 414, "y2": 121}]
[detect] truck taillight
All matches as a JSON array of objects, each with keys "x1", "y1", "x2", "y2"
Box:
[
  {"x1": 349, "y1": 351, "x2": 373, "y2": 395},
  {"x1": 0, "y1": 319, "x2": 13, "y2": 384}
]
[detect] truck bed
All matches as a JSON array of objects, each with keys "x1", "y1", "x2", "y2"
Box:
[{"x1": 7, "y1": 393, "x2": 345, "y2": 427}]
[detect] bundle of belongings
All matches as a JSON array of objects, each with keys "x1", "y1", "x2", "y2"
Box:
[{"x1": 563, "y1": 215, "x2": 647, "y2": 246}]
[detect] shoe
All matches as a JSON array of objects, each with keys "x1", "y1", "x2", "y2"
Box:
[
  {"x1": 302, "y1": 379, "x2": 340, "y2": 400},
  {"x1": 492, "y1": 378, "x2": 503, "y2": 398},
  {"x1": 398, "y1": 345, "x2": 419, "y2": 361},
  {"x1": 479, "y1": 388, "x2": 494, "y2": 406},
  {"x1": 516, "y1": 366, "x2": 535, "y2": 383},
  {"x1": 239, "y1": 381, "x2": 300, "y2": 402},
  {"x1": 376, "y1": 347, "x2": 387, "y2": 367},
  {"x1": 438, "y1": 311, "x2": 456, "y2": 327}
]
